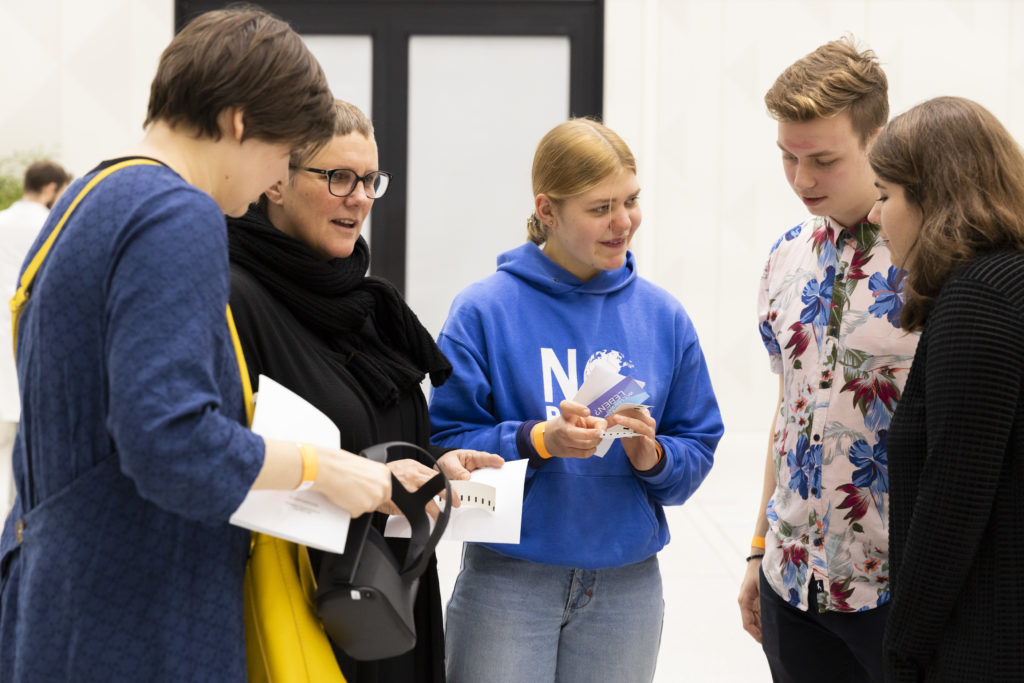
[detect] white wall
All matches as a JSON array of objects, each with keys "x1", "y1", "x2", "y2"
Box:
[
  {"x1": 603, "y1": 0, "x2": 1024, "y2": 441},
  {"x1": 0, "y1": 0, "x2": 172, "y2": 176}
]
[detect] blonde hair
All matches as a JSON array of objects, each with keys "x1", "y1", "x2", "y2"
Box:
[
  {"x1": 290, "y1": 99, "x2": 375, "y2": 168},
  {"x1": 527, "y1": 118, "x2": 637, "y2": 244},
  {"x1": 765, "y1": 36, "x2": 888, "y2": 145}
]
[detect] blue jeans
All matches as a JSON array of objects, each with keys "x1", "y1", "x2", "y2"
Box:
[{"x1": 445, "y1": 544, "x2": 664, "y2": 683}]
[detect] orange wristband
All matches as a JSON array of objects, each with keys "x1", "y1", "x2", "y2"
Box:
[
  {"x1": 296, "y1": 442, "x2": 318, "y2": 491},
  {"x1": 531, "y1": 421, "x2": 554, "y2": 459},
  {"x1": 751, "y1": 535, "x2": 766, "y2": 549}
]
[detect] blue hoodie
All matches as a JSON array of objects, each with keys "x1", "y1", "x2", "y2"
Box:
[{"x1": 430, "y1": 242, "x2": 723, "y2": 569}]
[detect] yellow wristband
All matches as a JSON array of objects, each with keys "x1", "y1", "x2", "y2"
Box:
[
  {"x1": 296, "y1": 442, "x2": 318, "y2": 491},
  {"x1": 531, "y1": 421, "x2": 554, "y2": 459},
  {"x1": 751, "y1": 535, "x2": 766, "y2": 549}
]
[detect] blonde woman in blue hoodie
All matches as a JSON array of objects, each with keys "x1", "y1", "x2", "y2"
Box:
[{"x1": 430, "y1": 118, "x2": 723, "y2": 682}]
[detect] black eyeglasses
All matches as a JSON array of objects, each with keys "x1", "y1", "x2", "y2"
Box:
[{"x1": 290, "y1": 165, "x2": 392, "y2": 198}]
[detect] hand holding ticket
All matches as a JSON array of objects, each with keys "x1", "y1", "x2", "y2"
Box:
[
  {"x1": 600, "y1": 402, "x2": 654, "y2": 439},
  {"x1": 571, "y1": 360, "x2": 653, "y2": 457}
]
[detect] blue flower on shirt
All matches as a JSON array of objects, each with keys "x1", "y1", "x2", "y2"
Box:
[
  {"x1": 799, "y1": 266, "x2": 835, "y2": 337},
  {"x1": 787, "y1": 434, "x2": 822, "y2": 499},
  {"x1": 759, "y1": 320, "x2": 780, "y2": 355},
  {"x1": 868, "y1": 266, "x2": 906, "y2": 328},
  {"x1": 770, "y1": 224, "x2": 804, "y2": 254},
  {"x1": 848, "y1": 430, "x2": 889, "y2": 520}
]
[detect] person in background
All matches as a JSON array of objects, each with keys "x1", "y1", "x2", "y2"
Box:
[
  {"x1": 227, "y1": 98, "x2": 503, "y2": 682},
  {"x1": 0, "y1": 8, "x2": 393, "y2": 682},
  {"x1": 737, "y1": 37, "x2": 918, "y2": 683},
  {"x1": 0, "y1": 160, "x2": 71, "y2": 520},
  {"x1": 868, "y1": 95, "x2": 1024, "y2": 682},
  {"x1": 430, "y1": 117, "x2": 722, "y2": 683}
]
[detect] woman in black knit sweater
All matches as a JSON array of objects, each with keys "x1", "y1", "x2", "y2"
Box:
[{"x1": 867, "y1": 96, "x2": 1024, "y2": 681}]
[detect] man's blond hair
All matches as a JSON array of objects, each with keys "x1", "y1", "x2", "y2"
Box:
[{"x1": 765, "y1": 36, "x2": 888, "y2": 145}]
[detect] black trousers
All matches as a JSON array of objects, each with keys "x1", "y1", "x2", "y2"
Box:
[{"x1": 759, "y1": 567, "x2": 887, "y2": 683}]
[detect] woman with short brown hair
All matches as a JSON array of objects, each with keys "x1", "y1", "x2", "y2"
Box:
[{"x1": 0, "y1": 8, "x2": 391, "y2": 682}]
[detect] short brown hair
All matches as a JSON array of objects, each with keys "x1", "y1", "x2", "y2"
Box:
[
  {"x1": 869, "y1": 96, "x2": 1024, "y2": 331},
  {"x1": 290, "y1": 99, "x2": 375, "y2": 168},
  {"x1": 23, "y1": 160, "x2": 71, "y2": 194},
  {"x1": 765, "y1": 36, "x2": 889, "y2": 145},
  {"x1": 527, "y1": 118, "x2": 637, "y2": 244},
  {"x1": 145, "y1": 5, "x2": 334, "y2": 153}
]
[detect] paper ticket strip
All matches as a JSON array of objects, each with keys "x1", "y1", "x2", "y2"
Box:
[
  {"x1": 599, "y1": 403, "x2": 653, "y2": 439},
  {"x1": 449, "y1": 479, "x2": 497, "y2": 512},
  {"x1": 385, "y1": 459, "x2": 527, "y2": 543},
  {"x1": 571, "y1": 358, "x2": 652, "y2": 456}
]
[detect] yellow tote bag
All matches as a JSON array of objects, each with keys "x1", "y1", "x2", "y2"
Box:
[
  {"x1": 227, "y1": 307, "x2": 346, "y2": 683},
  {"x1": 242, "y1": 534, "x2": 346, "y2": 682}
]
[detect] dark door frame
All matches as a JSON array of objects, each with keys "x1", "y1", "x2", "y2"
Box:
[{"x1": 176, "y1": 0, "x2": 604, "y2": 293}]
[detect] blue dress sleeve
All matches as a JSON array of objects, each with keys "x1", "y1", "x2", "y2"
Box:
[{"x1": 104, "y1": 188, "x2": 264, "y2": 523}]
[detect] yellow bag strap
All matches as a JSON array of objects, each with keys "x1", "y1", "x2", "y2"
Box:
[
  {"x1": 226, "y1": 304, "x2": 255, "y2": 427},
  {"x1": 9, "y1": 157, "x2": 162, "y2": 359},
  {"x1": 6, "y1": 155, "x2": 255, "y2": 431}
]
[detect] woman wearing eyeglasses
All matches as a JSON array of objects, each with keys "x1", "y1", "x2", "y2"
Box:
[{"x1": 226, "y1": 99, "x2": 501, "y2": 682}]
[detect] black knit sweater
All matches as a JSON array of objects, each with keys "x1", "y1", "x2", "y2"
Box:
[{"x1": 885, "y1": 251, "x2": 1024, "y2": 682}]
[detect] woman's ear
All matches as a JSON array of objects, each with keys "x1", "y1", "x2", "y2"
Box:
[
  {"x1": 535, "y1": 193, "x2": 557, "y2": 228},
  {"x1": 264, "y1": 180, "x2": 286, "y2": 206},
  {"x1": 231, "y1": 109, "x2": 246, "y2": 141},
  {"x1": 215, "y1": 107, "x2": 246, "y2": 143}
]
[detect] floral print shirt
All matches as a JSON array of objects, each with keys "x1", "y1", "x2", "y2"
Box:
[{"x1": 758, "y1": 215, "x2": 918, "y2": 612}]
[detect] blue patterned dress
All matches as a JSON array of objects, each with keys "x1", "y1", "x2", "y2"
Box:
[{"x1": 0, "y1": 160, "x2": 264, "y2": 681}]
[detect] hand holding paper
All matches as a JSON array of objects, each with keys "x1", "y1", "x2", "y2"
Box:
[
  {"x1": 571, "y1": 359, "x2": 655, "y2": 457},
  {"x1": 229, "y1": 375, "x2": 370, "y2": 554},
  {"x1": 542, "y1": 400, "x2": 608, "y2": 459},
  {"x1": 385, "y1": 459, "x2": 528, "y2": 543},
  {"x1": 607, "y1": 403, "x2": 661, "y2": 470}
]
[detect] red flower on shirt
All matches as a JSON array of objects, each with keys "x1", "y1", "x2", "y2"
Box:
[
  {"x1": 785, "y1": 322, "x2": 810, "y2": 359},
  {"x1": 835, "y1": 483, "x2": 870, "y2": 522},
  {"x1": 840, "y1": 371, "x2": 900, "y2": 417},
  {"x1": 830, "y1": 579, "x2": 855, "y2": 611},
  {"x1": 782, "y1": 543, "x2": 808, "y2": 568},
  {"x1": 847, "y1": 248, "x2": 872, "y2": 281}
]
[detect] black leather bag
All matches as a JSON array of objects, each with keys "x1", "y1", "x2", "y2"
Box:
[{"x1": 315, "y1": 441, "x2": 450, "y2": 661}]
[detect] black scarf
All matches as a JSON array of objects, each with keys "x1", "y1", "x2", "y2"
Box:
[{"x1": 227, "y1": 206, "x2": 452, "y2": 407}]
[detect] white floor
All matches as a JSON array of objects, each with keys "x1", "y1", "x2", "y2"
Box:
[{"x1": 434, "y1": 432, "x2": 772, "y2": 682}]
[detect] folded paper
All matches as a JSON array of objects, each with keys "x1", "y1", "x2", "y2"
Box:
[
  {"x1": 229, "y1": 375, "x2": 351, "y2": 554},
  {"x1": 385, "y1": 459, "x2": 527, "y2": 543}
]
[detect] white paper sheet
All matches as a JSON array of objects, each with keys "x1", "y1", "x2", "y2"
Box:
[
  {"x1": 229, "y1": 375, "x2": 352, "y2": 554},
  {"x1": 384, "y1": 459, "x2": 528, "y2": 544}
]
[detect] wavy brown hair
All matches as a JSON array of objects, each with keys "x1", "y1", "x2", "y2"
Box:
[
  {"x1": 765, "y1": 35, "x2": 888, "y2": 145},
  {"x1": 869, "y1": 96, "x2": 1024, "y2": 332}
]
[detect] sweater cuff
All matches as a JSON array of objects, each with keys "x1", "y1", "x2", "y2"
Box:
[
  {"x1": 516, "y1": 420, "x2": 552, "y2": 469},
  {"x1": 633, "y1": 439, "x2": 667, "y2": 478}
]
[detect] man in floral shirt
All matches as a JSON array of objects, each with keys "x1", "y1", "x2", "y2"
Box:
[{"x1": 737, "y1": 37, "x2": 919, "y2": 683}]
